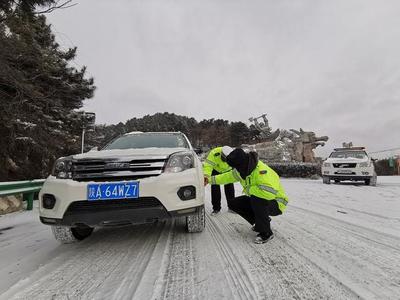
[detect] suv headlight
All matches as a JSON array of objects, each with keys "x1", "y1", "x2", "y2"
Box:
[
  {"x1": 323, "y1": 162, "x2": 331, "y2": 167},
  {"x1": 51, "y1": 157, "x2": 73, "y2": 179},
  {"x1": 359, "y1": 162, "x2": 370, "y2": 168},
  {"x1": 164, "y1": 152, "x2": 194, "y2": 173}
]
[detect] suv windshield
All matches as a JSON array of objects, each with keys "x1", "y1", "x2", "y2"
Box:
[
  {"x1": 104, "y1": 133, "x2": 189, "y2": 150},
  {"x1": 330, "y1": 151, "x2": 367, "y2": 159}
]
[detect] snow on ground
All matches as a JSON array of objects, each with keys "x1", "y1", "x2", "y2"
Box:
[{"x1": 0, "y1": 177, "x2": 399, "y2": 299}]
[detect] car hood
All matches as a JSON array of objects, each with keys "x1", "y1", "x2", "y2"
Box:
[
  {"x1": 325, "y1": 157, "x2": 369, "y2": 164},
  {"x1": 72, "y1": 147, "x2": 190, "y2": 160}
]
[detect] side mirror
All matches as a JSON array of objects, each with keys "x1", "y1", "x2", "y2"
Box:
[
  {"x1": 90, "y1": 146, "x2": 98, "y2": 152},
  {"x1": 194, "y1": 148, "x2": 203, "y2": 155}
]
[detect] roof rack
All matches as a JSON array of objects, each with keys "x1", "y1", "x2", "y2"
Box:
[
  {"x1": 125, "y1": 131, "x2": 182, "y2": 135},
  {"x1": 334, "y1": 147, "x2": 365, "y2": 151}
]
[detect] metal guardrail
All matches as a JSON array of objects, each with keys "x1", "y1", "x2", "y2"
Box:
[{"x1": 0, "y1": 179, "x2": 45, "y2": 210}]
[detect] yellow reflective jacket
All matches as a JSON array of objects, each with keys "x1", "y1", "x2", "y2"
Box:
[
  {"x1": 203, "y1": 147, "x2": 232, "y2": 177},
  {"x1": 210, "y1": 160, "x2": 288, "y2": 212}
]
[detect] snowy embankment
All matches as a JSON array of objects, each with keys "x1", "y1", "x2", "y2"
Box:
[{"x1": 0, "y1": 177, "x2": 399, "y2": 299}]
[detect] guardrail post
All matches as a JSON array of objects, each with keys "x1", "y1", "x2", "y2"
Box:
[
  {"x1": 23, "y1": 193, "x2": 34, "y2": 211},
  {"x1": 0, "y1": 179, "x2": 44, "y2": 211}
]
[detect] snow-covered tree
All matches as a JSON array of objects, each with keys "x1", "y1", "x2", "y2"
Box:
[{"x1": 0, "y1": 0, "x2": 95, "y2": 180}]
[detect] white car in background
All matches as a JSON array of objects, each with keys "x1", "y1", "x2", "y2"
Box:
[
  {"x1": 321, "y1": 147, "x2": 377, "y2": 186},
  {"x1": 39, "y1": 132, "x2": 205, "y2": 243}
]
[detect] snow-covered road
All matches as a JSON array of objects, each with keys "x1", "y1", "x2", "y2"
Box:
[{"x1": 1, "y1": 177, "x2": 399, "y2": 299}]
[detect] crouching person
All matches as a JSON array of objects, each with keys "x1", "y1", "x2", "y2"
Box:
[{"x1": 207, "y1": 148, "x2": 288, "y2": 244}]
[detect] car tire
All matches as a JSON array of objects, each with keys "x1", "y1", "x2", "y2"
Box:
[
  {"x1": 186, "y1": 205, "x2": 205, "y2": 233},
  {"x1": 369, "y1": 175, "x2": 377, "y2": 186},
  {"x1": 51, "y1": 225, "x2": 94, "y2": 244},
  {"x1": 364, "y1": 179, "x2": 370, "y2": 185},
  {"x1": 322, "y1": 176, "x2": 330, "y2": 184}
]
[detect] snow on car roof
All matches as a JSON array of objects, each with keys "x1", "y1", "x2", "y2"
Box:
[
  {"x1": 125, "y1": 131, "x2": 182, "y2": 135},
  {"x1": 334, "y1": 147, "x2": 366, "y2": 151}
]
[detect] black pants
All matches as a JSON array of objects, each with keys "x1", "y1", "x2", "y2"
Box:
[
  {"x1": 211, "y1": 170, "x2": 235, "y2": 211},
  {"x1": 229, "y1": 195, "x2": 281, "y2": 235}
]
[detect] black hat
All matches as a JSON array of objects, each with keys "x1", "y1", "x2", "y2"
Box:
[
  {"x1": 226, "y1": 148, "x2": 258, "y2": 178},
  {"x1": 226, "y1": 148, "x2": 247, "y2": 169}
]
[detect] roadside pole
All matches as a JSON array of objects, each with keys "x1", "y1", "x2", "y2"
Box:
[
  {"x1": 80, "y1": 111, "x2": 95, "y2": 154},
  {"x1": 81, "y1": 128, "x2": 85, "y2": 154}
]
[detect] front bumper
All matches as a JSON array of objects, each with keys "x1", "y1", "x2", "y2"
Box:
[
  {"x1": 322, "y1": 166, "x2": 375, "y2": 180},
  {"x1": 40, "y1": 199, "x2": 203, "y2": 227},
  {"x1": 325, "y1": 175, "x2": 373, "y2": 181},
  {"x1": 39, "y1": 168, "x2": 204, "y2": 222}
]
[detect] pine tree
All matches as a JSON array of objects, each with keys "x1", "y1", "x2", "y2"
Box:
[{"x1": 0, "y1": 1, "x2": 95, "y2": 180}]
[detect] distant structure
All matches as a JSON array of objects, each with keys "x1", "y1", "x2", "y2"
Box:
[
  {"x1": 248, "y1": 114, "x2": 280, "y2": 141},
  {"x1": 246, "y1": 114, "x2": 329, "y2": 163}
]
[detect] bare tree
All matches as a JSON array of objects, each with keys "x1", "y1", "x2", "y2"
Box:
[
  {"x1": 35, "y1": 0, "x2": 76, "y2": 14},
  {"x1": 0, "y1": 0, "x2": 76, "y2": 23}
]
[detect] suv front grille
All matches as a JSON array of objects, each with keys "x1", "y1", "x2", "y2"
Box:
[
  {"x1": 333, "y1": 163, "x2": 357, "y2": 168},
  {"x1": 72, "y1": 158, "x2": 166, "y2": 181},
  {"x1": 64, "y1": 197, "x2": 163, "y2": 214}
]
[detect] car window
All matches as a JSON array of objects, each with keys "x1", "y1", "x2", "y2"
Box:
[
  {"x1": 329, "y1": 151, "x2": 367, "y2": 159},
  {"x1": 104, "y1": 134, "x2": 190, "y2": 150}
]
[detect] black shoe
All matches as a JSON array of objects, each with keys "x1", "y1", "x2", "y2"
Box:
[
  {"x1": 254, "y1": 232, "x2": 274, "y2": 244},
  {"x1": 211, "y1": 210, "x2": 220, "y2": 215},
  {"x1": 252, "y1": 217, "x2": 272, "y2": 232}
]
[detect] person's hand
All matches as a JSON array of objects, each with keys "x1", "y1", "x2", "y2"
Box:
[{"x1": 204, "y1": 176, "x2": 209, "y2": 186}]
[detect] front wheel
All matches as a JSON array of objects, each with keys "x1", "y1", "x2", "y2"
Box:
[
  {"x1": 186, "y1": 206, "x2": 205, "y2": 233},
  {"x1": 51, "y1": 225, "x2": 94, "y2": 243},
  {"x1": 322, "y1": 176, "x2": 330, "y2": 184},
  {"x1": 367, "y1": 175, "x2": 377, "y2": 186}
]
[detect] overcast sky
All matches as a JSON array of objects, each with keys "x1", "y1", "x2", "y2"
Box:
[{"x1": 47, "y1": 0, "x2": 400, "y2": 157}]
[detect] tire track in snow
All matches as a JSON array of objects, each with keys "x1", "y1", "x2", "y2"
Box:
[
  {"x1": 6, "y1": 224, "x2": 165, "y2": 300},
  {"x1": 290, "y1": 205, "x2": 400, "y2": 250},
  {"x1": 5, "y1": 228, "x2": 130, "y2": 299},
  {"x1": 0, "y1": 224, "x2": 48, "y2": 248},
  {"x1": 214, "y1": 213, "x2": 358, "y2": 300},
  {"x1": 271, "y1": 231, "x2": 374, "y2": 300},
  {"x1": 212, "y1": 214, "x2": 291, "y2": 299},
  {"x1": 15, "y1": 229, "x2": 136, "y2": 299},
  {"x1": 302, "y1": 201, "x2": 400, "y2": 222},
  {"x1": 206, "y1": 214, "x2": 259, "y2": 300},
  {"x1": 157, "y1": 218, "x2": 197, "y2": 300},
  {"x1": 276, "y1": 208, "x2": 400, "y2": 299},
  {"x1": 109, "y1": 222, "x2": 170, "y2": 300},
  {"x1": 66, "y1": 226, "x2": 160, "y2": 299}
]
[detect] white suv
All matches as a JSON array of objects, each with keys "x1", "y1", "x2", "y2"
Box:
[
  {"x1": 321, "y1": 147, "x2": 377, "y2": 186},
  {"x1": 39, "y1": 132, "x2": 205, "y2": 243}
]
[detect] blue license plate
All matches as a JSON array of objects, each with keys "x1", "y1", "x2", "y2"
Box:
[{"x1": 87, "y1": 182, "x2": 139, "y2": 201}]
